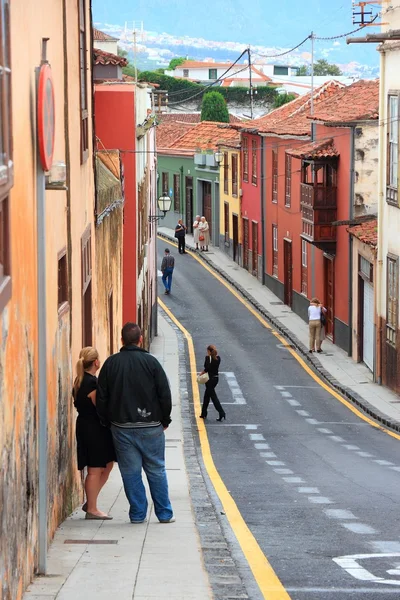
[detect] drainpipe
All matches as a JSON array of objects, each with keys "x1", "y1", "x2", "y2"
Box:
[
  {"x1": 180, "y1": 165, "x2": 184, "y2": 218},
  {"x1": 348, "y1": 126, "x2": 355, "y2": 357},
  {"x1": 261, "y1": 136, "x2": 266, "y2": 284},
  {"x1": 376, "y1": 46, "x2": 386, "y2": 385}
]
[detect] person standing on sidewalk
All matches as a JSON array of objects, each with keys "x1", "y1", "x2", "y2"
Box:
[
  {"x1": 308, "y1": 298, "x2": 326, "y2": 353},
  {"x1": 161, "y1": 248, "x2": 175, "y2": 295},
  {"x1": 198, "y1": 216, "x2": 210, "y2": 251},
  {"x1": 193, "y1": 215, "x2": 201, "y2": 250},
  {"x1": 97, "y1": 323, "x2": 175, "y2": 524},
  {"x1": 175, "y1": 219, "x2": 187, "y2": 254}
]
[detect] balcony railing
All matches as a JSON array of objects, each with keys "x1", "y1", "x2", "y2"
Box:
[{"x1": 300, "y1": 183, "x2": 337, "y2": 246}]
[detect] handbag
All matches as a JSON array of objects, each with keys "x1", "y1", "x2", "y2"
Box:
[
  {"x1": 320, "y1": 310, "x2": 327, "y2": 327},
  {"x1": 197, "y1": 372, "x2": 209, "y2": 384},
  {"x1": 199, "y1": 234, "x2": 205, "y2": 241}
]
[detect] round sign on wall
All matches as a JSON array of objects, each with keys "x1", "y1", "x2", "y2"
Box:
[{"x1": 37, "y1": 63, "x2": 55, "y2": 172}]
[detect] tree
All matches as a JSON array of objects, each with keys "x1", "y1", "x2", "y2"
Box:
[
  {"x1": 273, "y1": 92, "x2": 297, "y2": 108},
  {"x1": 168, "y1": 57, "x2": 187, "y2": 70},
  {"x1": 200, "y1": 91, "x2": 230, "y2": 123},
  {"x1": 117, "y1": 47, "x2": 139, "y2": 78},
  {"x1": 296, "y1": 59, "x2": 342, "y2": 77}
]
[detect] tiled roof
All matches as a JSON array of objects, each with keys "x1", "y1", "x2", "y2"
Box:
[
  {"x1": 310, "y1": 79, "x2": 379, "y2": 123},
  {"x1": 93, "y1": 48, "x2": 127, "y2": 67},
  {"x1": 93, "y1": 28, "x2": 118, "y2": 42},
  {"x1": 238, "y1": 80, "x2": 345, "y2": 137},
  {"x1": 347, "y1": 218, "x2": 378, "y2": 247},
  {"x1": 287, "y1": 138, "x2": 339, "y2": 160},
  {"x1": 170, "y1": 121, "x2": 240, "y2": 151},
  {"x1": 157, "y1": 121, "x2": 198, "y2": 149},
  {"x1": 160, "y1": 112, "x2": 242, "y2": 124}
]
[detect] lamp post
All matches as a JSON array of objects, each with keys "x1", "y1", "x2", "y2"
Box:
[
  {"x1": 214, "y1": 149, "x2": 223, "y2": 165},
  {"x1": 148, "y1": 193, "x2": 172, "y2": 223}
]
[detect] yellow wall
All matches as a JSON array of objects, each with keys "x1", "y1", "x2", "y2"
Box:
[{"x1": 219, "y1": 147, "x2": 241, "y2": 244}]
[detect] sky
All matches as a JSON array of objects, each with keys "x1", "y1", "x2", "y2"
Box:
[{"x1": 93, "y1": 0, "x2": 380, "y2": 72}]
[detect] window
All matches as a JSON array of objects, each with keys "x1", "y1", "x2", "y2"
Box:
[
  {"x1": 232, "y1": 153, "x2": 238, "y2": 196},
  {"x1": 243, "y1": 137, "x2": 249, "y2": 182},
  {"x1": 224, "y1": 202, "x2": 229, "y2": 243},
  {"x1": 386, "y1": 255, "x2": 399, "y2": 346},
  {"x1": 285, "y1": 154, "x2": 291, "y2": 207},
  {"x1": 272, "y1": 224, "x2": 278, "y2": 277},
  {"x1": 252, "y1": 140, "x2": 257, "y2": 185},
  {"x1": 79, "y1": 0, "x2": 89, "y2": 162},
  {"x1": 173, "y1": 174, "x2": 180, "y2": 212},
  {"x1": 0, "y1": 0, "x2": 12, "y2": 311},
  {"x1": 183, "y1": 69, "x2": 189, "y2": 78},
  {"x1": 209, "y1": 68, "x2": 217, "y2": 79},
  {"x1": 272, "y1": 148, "x2": 278, "y2": 203},
  {"x1": 387, "y1": 94, "x2": 399, "y2": 206},
  {"x1": 81, "y1": 226, "x2": 92, "y2": 347},
  {"x1": 223, "y1": 152, "x2": 229, "y2": 194},
  {"x1": 301, "y1": 239, "x2": 308, "y2": 296},
  {"x1": 359, "y1": 255, "x2": 373, "y2": 283},
  {"x1": 162, "y1": 172, "x2": 169, "y2": 195},
  {"x1": 58, "y1": 250, "x2": 68, "y2": 309},
  {"x1": 273, "y1": 65, "x2": 289, "y2": 76}
]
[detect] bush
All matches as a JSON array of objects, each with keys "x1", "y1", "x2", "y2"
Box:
[
  {"x1": 273, "y1": 92, "x2": 297, "y2": 108},
  {"x1": 201, "y1": 91, "x2": 229, "y2": 122}
]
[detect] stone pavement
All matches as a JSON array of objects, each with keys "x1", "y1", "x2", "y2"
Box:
[
  {"x1": 23, "y1": 315, "x2": 212, "y2": 600},
  {"x1": 159, "y1": 227, "x2": 400, "y2": 432}
]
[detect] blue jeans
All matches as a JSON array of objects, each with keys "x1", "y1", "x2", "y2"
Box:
[
  {"x1": 162, "y1": 267, "x2": 173, "y2": 292},
  {"x1": 111, "y1": 425, "x2": 173, "y2": 522}
]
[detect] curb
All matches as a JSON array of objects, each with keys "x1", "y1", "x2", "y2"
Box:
[{"x1": 158, "y1": 231, "x2": 400, "y2": 435}]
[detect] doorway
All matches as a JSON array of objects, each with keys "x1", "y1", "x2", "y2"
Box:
[
  {"x1": 232, "y1": 214, "x2": 239, "y2": 263},
  {"x1": 242, "y1": 217, "x2": 249, "y2": 270},
  {"x1": 202, "y1": 181, "x2": 212, "y2": 237},
  {"x1": 252, "y1": 221, "x2": 258, "y2": 277},
  {"x1": 324, "y1": 256, "x2": 334, "y2": 338},
  {"x1": 185, "y1": 177, "x2": 193, "y2": 233},
  {"x1": 284, "y1": 239, "x2": 293, "y2": 307},
  {"x1": 360, "y1": 279, "x2": 374, "y2": 371}
]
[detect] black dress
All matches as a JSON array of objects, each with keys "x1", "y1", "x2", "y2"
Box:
[{"x1": 73, "y1": 372, "x2": 116, "y2": 470}]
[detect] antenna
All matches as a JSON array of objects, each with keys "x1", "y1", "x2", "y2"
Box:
[
  {"x1": 352, "y1": 1, "x2": 384, "y2": 26},
  {"x1": 124, "y1": 21, "x2": 145, "y2": 83}
]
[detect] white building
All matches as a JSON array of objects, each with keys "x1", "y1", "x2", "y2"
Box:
[
  {"x1": 93, "y1": 28, "x2": 119, "y2": 55},
  {"x1": 165, "y1": 60, "x2": 273, "y2": 87}
]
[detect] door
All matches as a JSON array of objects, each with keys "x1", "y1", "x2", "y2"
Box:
[
  {"x1": 243, "y1": 218, "x2": 249, "y2": 270},
  {"x1": 324, "y1": 256, "x2": 334, "y2": 337},
  {"x1": 203, "y1": 181, "x2": 212, "y2": 237},
  {"x1": 232, "y1": 214, "x2": 239, "y2": 263},
  {"x1": 363, "y1": 281, "x2": 374, "y2": 371},
  {"x1": 252, "y1": 221, "x2": 258, "y2": 277},
  {"x1": 284, "y1": 240, "x2": 293, "y2": 307},
  {"x1": 185, "y1": 177, "x2": 193, "y2": 233}
]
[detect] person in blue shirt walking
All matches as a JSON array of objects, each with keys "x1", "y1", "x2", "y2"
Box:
[{"x1": 161, "y1": 248, "x2": 175, "y2": 295}]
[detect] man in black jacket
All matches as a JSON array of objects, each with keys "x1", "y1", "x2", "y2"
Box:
[
  {"x1": 174, "y1": 219, "x2": 187, "y2": 254},
  {"x1": 97, "y1": 323, "x2": 174, "y2": 524}
]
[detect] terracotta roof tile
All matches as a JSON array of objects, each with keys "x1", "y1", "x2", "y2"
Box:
[
  {"x1": 93, "y1": 28, "x2": 118, "y2": 42},
  {"x1": 347, "y1": 218, "x2": 378, "y2": 247},
  {"x1": 310, "y1": 79, "x2": 379, "y2": 123},
  {"x1": 157, "y1": 121, "x2": 198, "y2": 149},
  {"x1": 160, "y1": 112, "x2": 242, "y2": 124},
  {"x1": 93, "y1": 48, "x2": 127, "y2": 67},
  {"x1": 170, "y1": 121, "x2": 240, "y2": 151},
  {"x1": 287, "y1": 138, "x2": 339, "y2": 159}
]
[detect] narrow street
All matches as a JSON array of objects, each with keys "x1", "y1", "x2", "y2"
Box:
[{"x1": 158, "y1": 240, "x2": 400, "y2": 599}]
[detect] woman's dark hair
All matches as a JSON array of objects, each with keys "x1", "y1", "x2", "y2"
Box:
[{"x1": 207, "y1": 344, "x2": 218, "y2": 358}]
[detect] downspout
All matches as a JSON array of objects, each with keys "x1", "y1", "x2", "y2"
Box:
[
  {"x1": 261, "y1": 136, "x2": 266, "y2": 284},
  {"x1": 348, "y1": 126, "x2": 355, "y2": 357},
  {"x1": 180, "y1": 165, "x2": 184, "y2": 218},
  {"x1": 376, "y1": 45, "x2": 386, "y2": 385}
]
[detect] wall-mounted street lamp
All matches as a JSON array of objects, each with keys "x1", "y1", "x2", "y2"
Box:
[
  {"x1": 148, "y1": 193, "x2": 172, "y2": 223},
  {"x1": 214, "y1": 150, "x2": 223, "y2": 164}
]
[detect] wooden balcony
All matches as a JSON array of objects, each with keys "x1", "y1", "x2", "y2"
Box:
[{"x1": 301, "y1": 183, "x2": 337, "y2": 252}]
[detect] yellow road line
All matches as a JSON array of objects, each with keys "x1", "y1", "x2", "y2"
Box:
[
  {"x1": 158, "y1": 235, "x2": 400, "y2": 442},
  {"x1": 159, "y1": 298, "x2": 291, "y2": 600}
]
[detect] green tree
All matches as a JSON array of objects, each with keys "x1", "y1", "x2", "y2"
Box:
[
  {"x1": 296, "y1": 59, "x2": 342, "y2": 76},
  {"x1": 200, "y1": 91, "x2": 230, "y2": 123},
  {"x1": 117, "y1": 47, "x2": 139, "y2": 78},
  {"x1": 273, "y1": 92, "x2": 297, "y2": 108},
  {"x1": 168, "y1": 57, "x2": 188, "y2": 70}
]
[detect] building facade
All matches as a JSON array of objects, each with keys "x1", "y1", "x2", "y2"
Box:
[{"x1": 218, "y1": 143, "x2": 242, "y2": 263}]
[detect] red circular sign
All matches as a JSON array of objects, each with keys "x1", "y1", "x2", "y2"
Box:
[{"x1": 37, "y1": 64, "x2": 55, "y2": 171}]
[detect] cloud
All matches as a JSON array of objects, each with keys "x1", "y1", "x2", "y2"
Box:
[{"x1": 333, "y1": 41, "x2": 341, "y2": 47}]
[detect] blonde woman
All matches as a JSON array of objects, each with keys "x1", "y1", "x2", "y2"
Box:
[
  {"x1": 198, "y1": 216, "x2": 210, "y2": 252},
  {"x1": 308, "y1": 298, "x2": 327, "y2": 353},
  {"x1": 193, "y1": 215, "x2": 201, "y2": 250},
  {"x1": 73, "y1": 347, "x2": 116, "y2": 520}
]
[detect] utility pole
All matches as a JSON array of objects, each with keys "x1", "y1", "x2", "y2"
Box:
[
  {"x1": 133, "y1": 28, "x2": 138, "y2": 83},
  {"x1": 310, "y1": 31, "x2": 315, "y2": 141},
  {"x1": 248, "y1": 47, "x2": 254, "y2": 120}
]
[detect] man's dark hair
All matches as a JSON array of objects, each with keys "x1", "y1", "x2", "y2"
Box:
[
  {"x1": 121, "y1": 322, "x2": 142, "y2": 346},
  {"x1": 165, "y1": 248, "x2": 170, "y2": 254}
]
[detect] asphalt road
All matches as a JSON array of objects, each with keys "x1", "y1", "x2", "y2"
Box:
[{"x1": 157, "y1": 241, "x2": 400, "y2": 599}]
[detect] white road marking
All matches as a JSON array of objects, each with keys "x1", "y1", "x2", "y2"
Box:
[
  {"x1": 323, "y1": 509, "x2": 357, "y2": 520},
  {"x1": 274, "y1": 468, "x2": 294, "y2": 475},
  {"x1": 254, "y1": 443, "x2": 269, "y2": 449},
  {"x1": 274, "y1": 385, "x2": 320, "y2": 388},
  {"x1": 298, "y1": 487, "x2": 320, "y2": 494},
  {"x1": 308, "y1": 496, "x2": 333, "y2": 504},
  {"x1": 260, "y1": 452, "x2": 276, "y2": 458},
  {"x1": 329, "y1": 436, "x2": 345, "y2": 442},
  {"x1": 370, "y1": 542, "x2": 400, "y2": 553},
  {"x1": 357, "y1": 451, "x2": 374, "y2": 458},
  {"x1": 333, "y1": 552, "x2": 400, "y2": 586},
  {"x1": 296, "y1": 410, "x2": 310, "y2": 417},
  {"x1": 374, "y1": 460, "x2": 394, "y2": 466},
  {"x1": 266, "y1": 460, "x2": 286, "y2": 466},
  {"x1": 280, "y1": 391, "x2": 292, "y2": 398},
  {"x1": 282, "y1": 476, "x2": 305, "y2": 483},
  {"x1": 249, "y1": 433, "x2": 265, "y2": 441},
  {"x1": 390, "y1": 466, "x2": 400, "y2": 472},
  {"x1": 343, "y1": 444, "x2": 360, "y2": 450},
  {"x1": 244, "y1": 425, "x2": 258, "y2": 430},
  {"x1": 221, "y1": 372, "x2": 246, "y2": 405},
  {"x1": 306, "y1": 418, "x2": 319, "y2": 424},
  {"x1": 318, "y1": 428, "x2": 333, "y2": 434},
  {"x1": 287, "y1": 399, "x2": 301, "y2": 406},
  {"x1": 341, "y1": 523, "x2": 376, "y2": 534}
]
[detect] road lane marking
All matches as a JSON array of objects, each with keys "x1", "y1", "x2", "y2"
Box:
[
  {"x1": 282, "y1": 476, "x2": 305, "y2": 483},
  {"x1": 296, "y1": 410, "x2": 310, "y2": 417},
  {"x1": 286, "y1": 588, "x2": 400, "y2": 594},
  {"x1": 329, "y1": 436, "x2": 345, "y2": 442},
  {"x1": 308, "y1": 496, "x2": 333, "y2": 504},
  {"x1": 318, "y1": 428, "x2": 334, "y2": 434},
  {"x1": 287, "y1": 399, "x2": 301, "y2": 406},
  {"x1": 250, "y1": 433, "x2": 265, "y2": 441},
  {"x1": 159, "y1": 237, "x2": 400, "y2": 443},
  {"x1": 266, "y1": 460, "x2": 286, "y2": 466},
  {"x1": 343, "y1": 444, "x2": 360, "y2": 450},
  {"x1": 333, "y1": 552, "x2": 400, "y2": 586},
  {"x1": 245, "y1": 425, "x2": 259, "y2": 430},
  {"x1": 261, "y1": 452, "x2": 277, "y2": 458},
  {"x1": 274, "y1": 468, "x2": 294, "y2": 475},
  {"x1": 374, "y1": 460, "x2": 394, "y2": 466},
  {"x1": 357, "y1": 451, "x2": 374, "y2": 457},
  {"x1": 341, "y1": 523, "x2": 376, "y2": 534},
  {"x1": 159, "y1": 298, "x2": 292, "y2": 600},
  {"x1": 221, "y1": 372, "x2": 246, "y2": 405},
  {"x1": 280, "y1": 391, "x2": 292, "y2": 398},
  {"x1": 298, "y1": 487, "x2": 320, "y2": 493},
  {"x1": 390, "y1": 466, "x2": 400, "y2": 472},
  {"x1": 254, "y1": 443, "x2": 270, "y2": 449},
  {"x1": 324, "y1": 509, "x2": 358, "y2": 520},
  {"x1": 306, "y1": 418, "x2": 319, "y2": 424}
]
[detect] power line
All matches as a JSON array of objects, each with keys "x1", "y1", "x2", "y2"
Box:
[
  {"x1": 315, "y1": 13, "x2": 379, "y2": 40},
  {"x1": 251, "y1": 35, "x2": 311, "y2": 59}
]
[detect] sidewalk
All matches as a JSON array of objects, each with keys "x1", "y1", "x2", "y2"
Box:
[
  {"x1": 23, "y1": 315, "x2": 212, "y2": 600},
  {"x1": 159, "y1": 227, "x2": 400, "y2": 432}
]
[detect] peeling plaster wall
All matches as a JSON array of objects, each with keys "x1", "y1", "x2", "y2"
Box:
[{"x1": 354, "y1": 123, "x2": 379, "y2": 217}]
